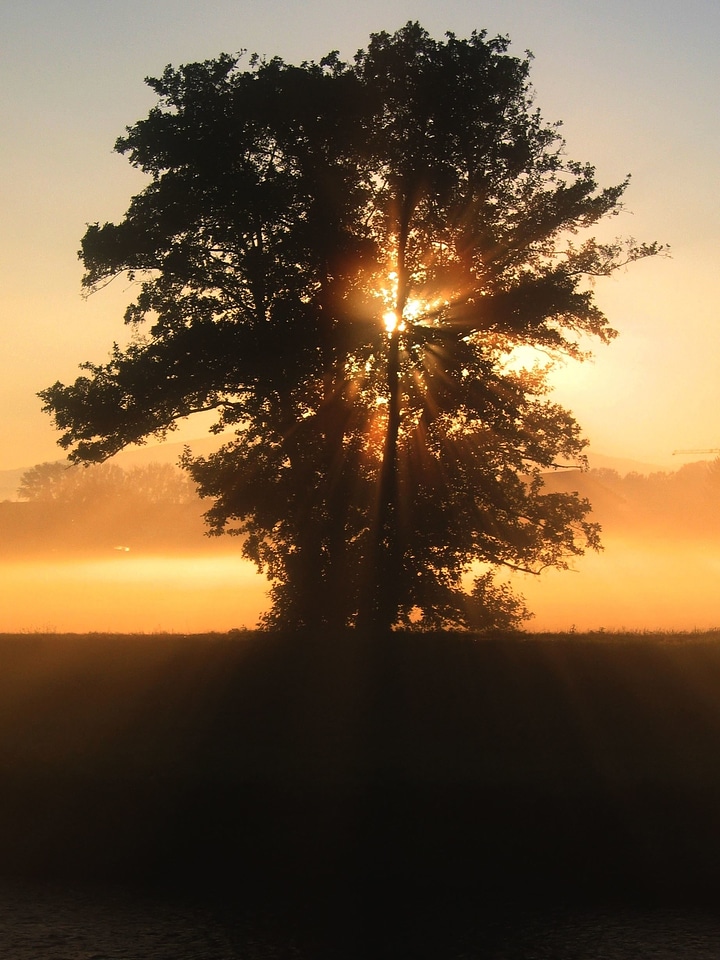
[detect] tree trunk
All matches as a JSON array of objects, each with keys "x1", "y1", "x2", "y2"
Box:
[
  {"x1": 360, "y1": 198, "x2": 413, "y2": 634},
  {"x1": 364, "y1": 326, "x2": 402, "y2": 633}
]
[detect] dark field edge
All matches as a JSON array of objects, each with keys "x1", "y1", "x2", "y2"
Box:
[
  {"x1": 3, "y1": 628, "x2": 720, "y2": 951},
  {"x1": 3, "y1": 626, "x2": 720, "y2": 641}
]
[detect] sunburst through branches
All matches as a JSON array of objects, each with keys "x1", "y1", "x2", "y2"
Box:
[{"x1": 39, "y1": 24, "x2": 662, "y2": 632}]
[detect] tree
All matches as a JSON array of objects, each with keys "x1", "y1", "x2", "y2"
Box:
[
  {"x1": 17, "y1": 461, "x2": 197, "y2": 506},
  {"x1": 40, "y1": 23, "x2": 661, "y2": 633},
  {"x1": 17, "y1": 461, "x2": 126, "y2": 504}
]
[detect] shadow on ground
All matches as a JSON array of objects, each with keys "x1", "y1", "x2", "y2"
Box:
[{"x1": 2, "y1": 630, "x2": 720, "y2": 955}]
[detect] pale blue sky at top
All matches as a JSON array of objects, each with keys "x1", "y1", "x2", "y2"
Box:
[{"x1": 1, "y1": 0, "x2": 719, "y2": 471}]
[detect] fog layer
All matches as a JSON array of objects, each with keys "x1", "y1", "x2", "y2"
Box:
[{"x1": 1, "y1": 461, "x2": 718, "y2": 633}]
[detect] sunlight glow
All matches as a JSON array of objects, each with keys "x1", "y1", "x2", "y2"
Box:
[
  {"x1": 403, "y1": 298, "x2": 424, "y2": 322},
  {"x1": 384, "y1": 310, "x2": 399, "y2": 334},
  {"x1": 502, "y1": 343, "x2": 556, "y2": 373},
  {"x1": 376, "y1": 243, "x2": 459, "y2": 341},
  {"x1": 379, "y1": 280, "x2": 430, "y2": 335},
  {"x1": 4, "y1": 536, "x2": 719, "y2": 634},
  {"x1": 375, "y1": 249, "x2": 455, "y2": 340},
  {"x1": 0, "y1": 554, "x2": 267, "y2": 633}
]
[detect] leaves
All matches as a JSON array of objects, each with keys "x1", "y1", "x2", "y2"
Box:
[{"x1": 40, "y1": 23, "x2": 661, "y2": 631}]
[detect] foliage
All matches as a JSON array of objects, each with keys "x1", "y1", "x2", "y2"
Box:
[{"x1": 39, "y1": 24, "x2": 661, "y2": 632}]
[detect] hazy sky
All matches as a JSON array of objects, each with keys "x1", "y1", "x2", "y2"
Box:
[{"x1": 2, "y1": 0, "x2": 719, "y2": 472}]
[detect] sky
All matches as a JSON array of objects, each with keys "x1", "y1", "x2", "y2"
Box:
[
  {"x1": 1, "y1": 0, "x2": 719, "y2": 474},
  {"x1": 0, "y1": 0, "x2": 719, "y2": 633}
]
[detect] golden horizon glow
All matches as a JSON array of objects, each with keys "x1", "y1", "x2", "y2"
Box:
[
  {"x1": 1, "y1": 537, "x2": 718, "y2": 633},
  {"x1": 0, "y1": 553, "x2": 267, "y2": 633}
]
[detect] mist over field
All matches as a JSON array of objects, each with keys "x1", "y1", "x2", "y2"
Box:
[
  {"x1": 519, "y1": 463, "x2": 720, "y2": 632},
  {"x1": 1, "y1": 457, "x2": 718, "y2": 634}
]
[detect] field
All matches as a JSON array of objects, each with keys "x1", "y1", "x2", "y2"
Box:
[{"x1": 3, "y1": 628, "x2": 720, "y2": 955}]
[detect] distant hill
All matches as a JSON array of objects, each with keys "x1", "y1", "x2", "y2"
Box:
[{"x1": 112, "y1": 434, "x2": 226, "y2": 468}]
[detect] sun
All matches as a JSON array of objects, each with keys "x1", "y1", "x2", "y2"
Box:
[
  {"x1": 375, "y1": 251, "x2": 454, "y2": 339},
  {"x1": 383, "y1": 310, "x2": 400, "y2": 334}
]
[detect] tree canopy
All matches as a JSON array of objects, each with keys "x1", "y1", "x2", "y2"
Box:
[{"x1": 40, "y1": 23, "x2": 661, "y2": 632}]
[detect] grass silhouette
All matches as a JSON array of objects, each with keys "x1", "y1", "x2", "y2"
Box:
[{"x1": 2, "y1": 629, "x2": 720, "y2": 949}]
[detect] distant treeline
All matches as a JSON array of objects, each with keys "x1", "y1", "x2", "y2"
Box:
[
  {"x1": 15, "y1": 460, "x2": 199, "y2": 505},
  {"x1": 2, "y1": 459, "x2": 719, "y2": 558},
  {"x1": 0, "y1": 461, "x2": 211, "y2": 556},
  {"x1": 544, "y1": 460, "x2": 720, "y2": 538}
]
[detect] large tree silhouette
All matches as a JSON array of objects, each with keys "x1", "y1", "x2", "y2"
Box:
[{"x1": 41, "y1": 24, "x2": 660, "y2": 632}]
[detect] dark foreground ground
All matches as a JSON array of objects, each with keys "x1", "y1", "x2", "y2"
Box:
[{"x1": 2, "y1": 629, "x2": 720, "y2": 956}]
